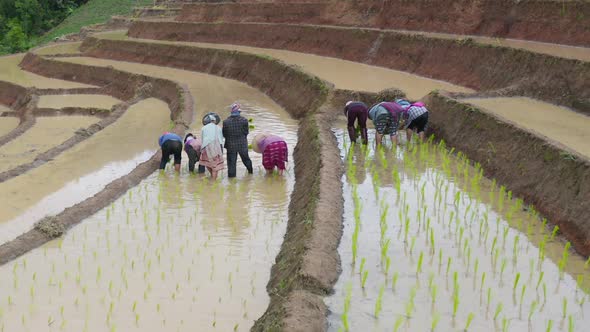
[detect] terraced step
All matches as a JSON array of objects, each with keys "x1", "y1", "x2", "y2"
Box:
[
  {"x1": 176, "y1": 0, "x2": 590, "y2": 47},
  {"x1": 126, "y1": 20, "x2": 590, "y2": 115}
]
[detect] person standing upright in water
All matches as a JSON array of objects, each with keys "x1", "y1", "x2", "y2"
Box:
[
  {"x1": 344, "y1": 101, "x2": 369, "y2": 144},
  {"x1": 222, "y1": 103, "x2": 253, "y2": 178},
  {"x1": 200, "y1": 113, "x2": 224, "y2": 180},
  {"x1": 158, "y1": 132, "x2": 183, "y2": 172}
]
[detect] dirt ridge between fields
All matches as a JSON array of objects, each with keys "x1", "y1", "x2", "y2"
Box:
[{"x1": 127, "y1": 20, "x2": 590, "y2": 115}]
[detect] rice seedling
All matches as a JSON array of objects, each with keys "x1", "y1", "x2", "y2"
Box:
[
  {"x1": 465, "y1": 312, "x2": 475, "y2": 331},
  {"x1": 416, "y1": 252, "x2": 424, "y2": 274},
  {"x1": 550, "y1": 226, "x2": 559, "y2": 241},
  {"x1": 494, "y1": 303, "x2": 503, "y2": 320},
  {"x1": 502, "y1": 317, "x2": 509, "y2": 332},
  {"x1": 513, "y1": 273, "x2": 521, "y2": 293},
  {"x1": 431, "y1": 312, "x2": 440, "y2": 331},
  {"x1": 374, "y1": 285, "x2": 384, "y2": 318},
  {"x1": 562, "y1": 297, "x2": 568, "y2": 318},
  {"x1": 393, "y1": 316, "x2": 404, "y2": 332},
  {"x1": 392, "y1": 272, "x2": 399, "y2": 292},
  {"x1": 546, "y1": 319, "x2": 553, "y2": 332},
  {"x1": 361, "y1": 270, "x2": 369, "y2": 289}
]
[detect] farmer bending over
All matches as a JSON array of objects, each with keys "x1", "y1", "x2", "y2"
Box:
[
  {"x1": 158, "y1": 132, "x2": 183, "y2": 172},
  {"x1": 397, "y1": 99, "x2": 429, "y2": 142},
  {"x1": 184, "y1": 133, "x2": 205, "y2": 174},
  {"x1": 368, "y1": 102, "x2": 405, "y2": 146},
  {"x1": 344, "y1": 100, "x2": 369, "y2": 144},
  {"x1": 253, "y1": 133, "x2": 288, "y2": 176}
]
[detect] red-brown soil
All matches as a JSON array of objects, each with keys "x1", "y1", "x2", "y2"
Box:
[
  {"x1": 177, "y1": 0, "x2": 590, "y2": 47},
  {"x1": 127, "y1": 21, "x2": 590, "y2": 115}
]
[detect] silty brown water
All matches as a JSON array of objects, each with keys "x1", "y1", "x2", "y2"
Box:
[
  {"x1": 0, "y1": 54, "x2": 92, "y2": 89},
  {"x1": 0, "y1": 117, "x2": 19, "y2": 137},
  {"x1": 463, "y1": 97, "x2": 590, "y2": 159},
  {"x1": 94, "y1": 31, "x2": 474, "y2": 100},
  {"x1": 0, "y1": 116, "x2": 99, "y2": 173},
  {"x1": 37, "y1": 94, "x2": 121, "y2": 110},
  {"x1": 0, "y1": 99, "x2": 169, "y2": 243},
  {"x1": 325, "y1": 129, "x2": 590, "y2": 332},
  {"x1": 0, "y1": 53, "x2": 298, "y2": 331}
]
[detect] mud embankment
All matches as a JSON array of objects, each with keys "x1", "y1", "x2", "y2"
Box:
[
  {"x1": 78, "y1": 36, "x2": 344, "y2": 331},
  {"x1": 177, "y1": 0, "x2": 590, "y2": 47},
  {"x1": 80, "y1": 36, "x2": 329, "y2": 118},
  {"x1": 0, "y1": 81, "x2": 35, "y2": 147},
  {"x1": 127, "y1": 21, "x2": 590, "y2": 115},
  {"x1": 426, "y1": 91, "x2": 590, "y2": 256},
  {"x1": 0, "y1": 54, "x2": 194, "y2": 264}
]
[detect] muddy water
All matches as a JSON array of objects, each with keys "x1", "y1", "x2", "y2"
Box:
[
  {"x1": 34, "y1": 42, "x2": 82, "y2": 55},
  {"x1": 326, "y1": 129, "x2": 590, "y2": 332},
  {"x1": 0, "y1": 116, "x2": 99, "y2": 173},
  {"x1": 0, "y1": 99, "x2": 169, "y2": 242},
  {"x1": 463, "y1": 97, "x2": 590, "y2": 159},
  {"x1": 0, "y1": 104, "x2": 13, "y2": 113},
  {"x1": 0, "y1": 54, "x2": 92, "y2": 89},
  {"x1": 95, "y1": 31, "x2": 473, "y2": 99},
  {"x1": 38, "y1": 94, "x2": 121, "y2": 110},
  {"x1": 0, "y1": 56, "x2": 298, "y2": 331},
  {"x1": 0, "y1": 118, "x2": 19, "y2": 137}
]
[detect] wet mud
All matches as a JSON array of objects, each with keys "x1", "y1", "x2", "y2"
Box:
[
  {"x1": 0, "y1": 118, "x2": 19, "y2": 137},
  {"x1": 127, "y1": 20, "x2": 590, "y2": 115}
]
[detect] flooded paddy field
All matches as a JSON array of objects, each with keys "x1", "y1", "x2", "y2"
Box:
[
  {"x1": 0, "y1": 55, "x2": 92, "y2": 89},
  {"x1": 0, "y1": 99, "x2": 169, "y2": 244},
  {"x1": 0, "y1": 118, "x2": 19, "y2": 137},
  {"x1": 37, "y1": 94, "x2": 121, "y2": 110},
  {"x1": 0, "y1": 116, "x2": 99, "y2": 173},
  {"x1": 462, "y1": 97, "x2": 590, "y2": 159},
  {"x1": 0, "y1": 102, "x2": 297, "y2": 332},
  {"x1": 326, "y1": 128, "x2": 590, "y2": 332},
  {"x1": 94, "y1": 31, "x2": 473, "y2": 100}
]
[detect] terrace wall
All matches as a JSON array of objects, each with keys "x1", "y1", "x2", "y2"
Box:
[
  {"x1": 127, "y1": 21, "x2": 590, "y2": 115},
  {"x1": 177, "y1": 0, "x2": 590, "y2": 47}
]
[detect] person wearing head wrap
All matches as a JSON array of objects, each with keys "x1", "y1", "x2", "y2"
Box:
[
  {"x1": 200, "y1": 114, "x2": 225, "y2": 180},
  {"x1": 158, "y1": 132, "x2": 183, "y2": 172},
  {"x1": 184, "y1": 133, "x2": 205, "y2": 174},
  {"x1": 222, "y1": 103, "x2": 253, "y2": 178},
  {"x1": 397, "y1": 100, "x2": 429, "y2": 142},
  {"x1": 252, "y1": 133, "x2": 288, "y2": 175},
  {"x1": 344, "y1": 101, "x2": 369, "y2": 144}
]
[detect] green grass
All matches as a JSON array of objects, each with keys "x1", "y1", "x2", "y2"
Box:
[{"x1": 35, "y1": 0, "x2": 153, "y2": 46}]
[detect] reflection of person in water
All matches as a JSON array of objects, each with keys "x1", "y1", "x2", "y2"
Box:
[{"x1": 344, "y1": 143, "x2": 368, "y2": 185}]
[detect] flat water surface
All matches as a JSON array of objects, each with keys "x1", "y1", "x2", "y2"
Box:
[
  {"x1": 37, "y1": 94, "x2": 121, "y2": 110},
  {"x1": 463, "y1": 97, "x2": 590, "y2": 159},
  {"x1": 0, "y1": 99, "x2": 169, "y2": 243},
  {"x1": 0, "y1": 54, "x2": 92, "y2": 89},
  {"x1": 0, "y1": 116, "x2": 99, "y2": 173},
  {"x1": 0, "y1": 117, "x2": 19, "y2": 137},
  {"x1": 326, "y1": 129, "x2": 590, "y2": 332}
]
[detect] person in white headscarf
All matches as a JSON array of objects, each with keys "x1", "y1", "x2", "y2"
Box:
[{"x1": 199, "y1": 113, "x2": 225, "y2": 180}]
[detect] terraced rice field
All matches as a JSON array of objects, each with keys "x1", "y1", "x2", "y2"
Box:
[{"x1": 0, "y1": 1, "x2": 589, "y2": 331}]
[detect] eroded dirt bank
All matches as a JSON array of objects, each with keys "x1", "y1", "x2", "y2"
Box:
[
  {"x1": 177, "y1": 0, "x2": 590, "y2": 47},
  {"x1": 127, "y1": 21, "x2": 590, "y2": 115},
  {"x1": 426, "y1": 91, "x2": 590, "y2": 256}
]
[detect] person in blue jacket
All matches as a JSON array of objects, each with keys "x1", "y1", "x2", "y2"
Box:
[{"x1": 158, "y1": 132, "x2": 183, "y2": 172}]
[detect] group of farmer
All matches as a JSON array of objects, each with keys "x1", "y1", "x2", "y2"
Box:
[
  {"x1": 158, "y1": 103, "x2": 288, "y2": 179},
  {"x1": 344, "y1": 98, "x2": 429, "y2": 146}
]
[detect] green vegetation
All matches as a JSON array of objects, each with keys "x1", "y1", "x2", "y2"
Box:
[{"x1": 0, "y1": 0, "x2": 152, "y2": 55}]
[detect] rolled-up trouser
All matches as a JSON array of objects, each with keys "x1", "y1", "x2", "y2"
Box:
[
  {"x1": 160, "y1": 140, "x2": 182, "y2": 170},
  {"x1": 185, "y1": 145, "x2": 205, "y2": 173}
]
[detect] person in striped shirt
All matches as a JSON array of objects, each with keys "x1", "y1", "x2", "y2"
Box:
[{"x1": 368, "y1": 101, "x2": 406, "y2": 146}]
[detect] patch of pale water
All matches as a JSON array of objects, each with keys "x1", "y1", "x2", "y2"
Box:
[
  {"x1": 0, "y1": 117, "x2": 19, "y2": 137},
  {"x1": 463, "y1": 97, "x2": 590, "y2": 159},
  {"x1": 0, "y1": 54, "x2": 93, "y2": 89},
  {"x1": 0, "y1": 104, "x2": 14, "y2": 113},
  {"x1": 0, "y1": 98, "x2": 169, "y2": 239},
  {"x1": 94, "y1": 31, "x2": 474, "y2": 99},
  {"x1": 325, "y1": 129, "x2": 590, "y2": 332},
  {"x1": 33, "y1": 42, "x2": 82, "y2": 55},
  {"x1": 37, "y1": 94, "x2": 121, "y2": 110},
  {"x1": 0, "y1": 116, "x2": 99, "y2": 173},
  {"x1": 0, "y1": 103, "x2": 297, "y2": 332}
]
